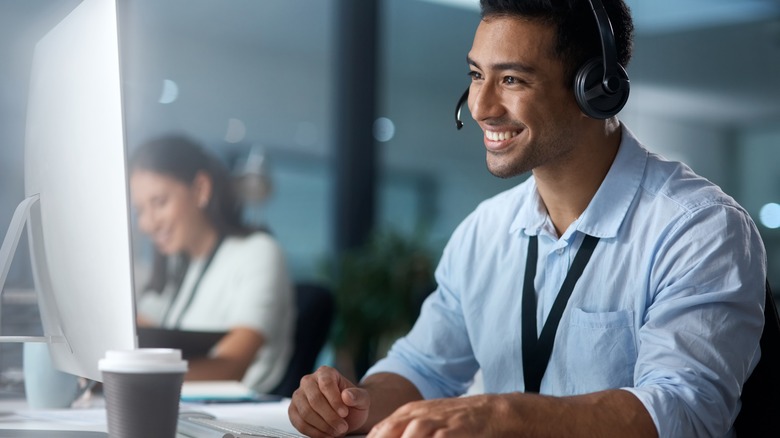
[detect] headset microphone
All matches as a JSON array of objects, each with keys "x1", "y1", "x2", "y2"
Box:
[
  {"x1": 453, "y1": 0, "x2": 629, "y2": 129},
  {"x1": 455, "y1": 88, "x2": 469, "y2": 130}
]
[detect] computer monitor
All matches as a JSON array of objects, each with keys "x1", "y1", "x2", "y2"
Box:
[{"x1": 0, "y1": 0, "x2": 136, "y2": 382}]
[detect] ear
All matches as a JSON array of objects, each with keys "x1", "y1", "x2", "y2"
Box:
[{"x1": 192, "y1": 171, "x2": 213, "y2": 209}]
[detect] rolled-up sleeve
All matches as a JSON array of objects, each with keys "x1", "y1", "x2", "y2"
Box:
[{"x1": 624, "y1": 204, "x2": 765, "y2": 437}]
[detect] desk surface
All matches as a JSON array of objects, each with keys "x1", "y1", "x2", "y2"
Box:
[{"x1": 0, "y1": 397, "x2": 302, "y2": 436}]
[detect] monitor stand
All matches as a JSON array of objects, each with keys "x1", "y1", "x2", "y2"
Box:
[
  {"x1": 0, "y1": 196, "x2": 37, "y2": 295},
  {"x1": 0, "y1": 195, "x2": 45, "y2": 343},
  {"x1": 0, "y1": 194, "x2": 66, "y2": 345},
  {"x1": 1, "y1": 196, "x2": 96, "y2": 437}
]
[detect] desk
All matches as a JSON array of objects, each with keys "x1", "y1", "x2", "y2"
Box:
[
  {"x1": 0, "y1": 397, "x2": 305, "y2": 437},
  {"x1": 0, "y1": 398, "x2": 106, "y2": 434}
]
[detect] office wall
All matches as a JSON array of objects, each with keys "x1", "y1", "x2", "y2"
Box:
[
  {"x1": 737, "y1": 125, "x2": 780, "y2": 287},
  {"x1": 618, "y1": 111, "x2": 733, "y2": 190},
  {"x1": 737, "y1": 126, "x2": 780, "y2": 220}
]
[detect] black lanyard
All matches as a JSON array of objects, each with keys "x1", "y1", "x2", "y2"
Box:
[
  {"x1": 162, "y1": 236, "x2": 224, "y2": 328},
  {"x1": 521, "y1": 234, "x2": 600, "y2": 393}
]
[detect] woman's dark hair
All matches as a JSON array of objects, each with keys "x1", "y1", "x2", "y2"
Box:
[
  {"x1": 479, "y1": 0, "x2": 634, "y2": 87},
  {"x1": 129, "y1": 134, "x2": 254, "y2": 293}
]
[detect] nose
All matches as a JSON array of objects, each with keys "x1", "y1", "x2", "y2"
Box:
[{"x1": 468, "y1": 81, "x2": 502, "y2": 122}]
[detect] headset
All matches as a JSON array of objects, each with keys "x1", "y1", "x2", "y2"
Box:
[{"x1": 455, "y1": 0, "x2": 630, "y2": 129}]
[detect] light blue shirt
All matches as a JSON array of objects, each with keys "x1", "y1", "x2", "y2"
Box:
[{"x1": 365, "y1": 125, "x2": 766, "y2": 437}]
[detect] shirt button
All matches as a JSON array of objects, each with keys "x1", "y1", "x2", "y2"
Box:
[{"x1": 556, "y1": 248, "x2": 564, "y2": 255}]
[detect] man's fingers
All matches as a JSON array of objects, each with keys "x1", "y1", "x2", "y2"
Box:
[
  {"x1": 288, "y1": 366, "x2": 369, "y2": 437},
  {"x1": 367, "y1": 416, "x2": 411, "y2": 438},
  {"x1": 342, "y1": 387, "x2": 371, "y2": 411},
  {"x1": 298, "y1": 374, "x2": 349, "y2": 435},
  {"x1": 288, "y1": 397, "x2": 340, "y2": 438},
  {"x1": 315, "y1": 366, "x2": 351, "y2": 417}
]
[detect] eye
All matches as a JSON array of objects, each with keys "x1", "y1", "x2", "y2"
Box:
[
  {"x1": 467, "y1": 71, "x2": 483, "y2": 81},
  {"x1": 149, "y1": 195, "x2": 168, "y2": 210},
  {"x1": 503, "y1": 76, "x2": 525, "y2": 85}
]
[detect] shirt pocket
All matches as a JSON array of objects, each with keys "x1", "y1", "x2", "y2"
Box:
[{"x1": 562, "y1": 307, "x2": 637, "y2": 394}]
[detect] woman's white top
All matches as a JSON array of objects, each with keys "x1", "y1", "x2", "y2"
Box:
[{"x1": 137, "y1": 232, "x2": 295, "y2": 393}]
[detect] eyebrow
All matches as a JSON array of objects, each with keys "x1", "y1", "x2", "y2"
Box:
[{"x1": 467, "y1": 56, "x2": 538, "y2": 75}]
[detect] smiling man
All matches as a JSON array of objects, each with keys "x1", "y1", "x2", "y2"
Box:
[{"x1": 288, "y1": 1, "x2": 766, "y2": 437}]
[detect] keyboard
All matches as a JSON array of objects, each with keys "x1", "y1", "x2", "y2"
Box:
[{"x1": 177, "y1": 411, "x2": 305, "y2": 438}]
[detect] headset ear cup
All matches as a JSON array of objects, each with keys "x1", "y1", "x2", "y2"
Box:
[{"x1": 574, "y1": 57, "x2": 630, "y2": 119}]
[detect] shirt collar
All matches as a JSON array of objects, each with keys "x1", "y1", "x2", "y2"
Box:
[
  {"x1": 510, "y1": 178, "x2": 547, "y2": 236},
  {"x1": 510, "y1": 123, "x2": 647, "y2": 240}
]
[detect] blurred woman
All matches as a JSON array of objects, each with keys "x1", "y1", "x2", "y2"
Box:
[{"x1": 129, "y1": 134, "x2": 294, "y2": 394}]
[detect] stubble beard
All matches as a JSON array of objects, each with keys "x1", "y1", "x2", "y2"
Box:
[
  {"x1": 485, "y1": 133, "x2": 572, "y2": 180},
  {"x1": 485, "y1": 146, "x2": 540, "y2": 179}
]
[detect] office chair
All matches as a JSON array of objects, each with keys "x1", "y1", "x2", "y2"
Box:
[
  {"x1": 733, "y1": 280, "x2": 780, "y2": 436},
  {"x1": 269, "y1": 283, "x2": 334, "y2": 398}
]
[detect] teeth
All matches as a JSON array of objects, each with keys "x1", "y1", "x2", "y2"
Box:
[{"x1": 485, "y1": 130, "x2": 519, "y2": 141}]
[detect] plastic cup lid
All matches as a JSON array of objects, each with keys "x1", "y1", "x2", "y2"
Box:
[{"x1": 98, "y1": 348, "x2": 188, "y2": 373}]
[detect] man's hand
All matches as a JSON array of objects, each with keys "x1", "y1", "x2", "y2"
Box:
[
  {"x1": 365, "y1": 390, "x2": 657, "y2": 438},
  {"x1": 367, "y1": 395, "x2": 500, "y2": 438},
  {"x1": 288, "y1": 366, "x2": 370, "y2": 438}
]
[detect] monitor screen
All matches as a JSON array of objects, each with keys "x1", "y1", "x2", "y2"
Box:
[{"x1": 21, "y1": 0, "x2": 137, "y2": 381}]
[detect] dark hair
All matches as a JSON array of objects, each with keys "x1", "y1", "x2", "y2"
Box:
[
  {"x1": 129, "y1": 134, "x2": 254, "y2": 293},
  {"x1": 479, "y1": 0, "x2": 634, "y2": 86}
]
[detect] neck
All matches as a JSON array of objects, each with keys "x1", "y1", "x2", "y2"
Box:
[
  {"x1": 187, "y1": 227, "x2": 219, "y2": 260},
  {"x1": 534, "y1": 121, "x2": 622, "y2": 236}
]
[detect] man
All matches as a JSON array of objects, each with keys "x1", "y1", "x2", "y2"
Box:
[{"x1": 289, "y1": 1, "x2": 766, "y2": 437}]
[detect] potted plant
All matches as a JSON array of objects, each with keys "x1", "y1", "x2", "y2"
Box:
[{"x1": 323, "y1": 229, "x2": 435, "y2": 380}]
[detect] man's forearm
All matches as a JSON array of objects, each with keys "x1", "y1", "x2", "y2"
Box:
[
  {"x1": 352, "y1": 373, "x2": 656, "y2": 437},
  {"x1": 500, "y1": 389, "x2": 657, "y2": 438}
]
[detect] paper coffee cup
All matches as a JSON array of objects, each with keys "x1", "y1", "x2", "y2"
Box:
[{"x1": 99, "y1": 348, "x2": 187, "y2": 438}]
